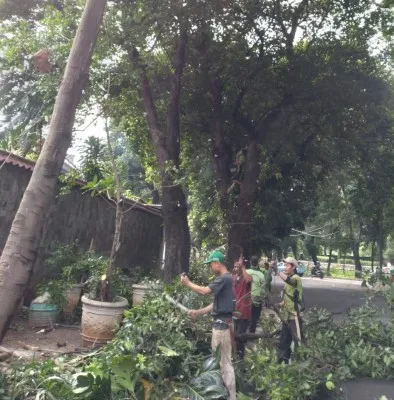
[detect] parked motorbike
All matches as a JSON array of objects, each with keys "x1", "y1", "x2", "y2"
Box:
[{"x1": 311, "y1": 262, "x2": 324, "y2": 279}]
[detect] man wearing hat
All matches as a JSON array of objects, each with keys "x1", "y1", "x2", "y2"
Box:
[
  {"x1": 181, "y1": 250, "x2": 236, "y2": 400},
  {"x1": 277, "y1": 257, "x2": 304, "y2": 364}
]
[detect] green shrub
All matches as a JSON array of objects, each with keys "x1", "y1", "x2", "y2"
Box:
[{"x1": 4, "y1": 286, "x2": 394, "y2": 400}]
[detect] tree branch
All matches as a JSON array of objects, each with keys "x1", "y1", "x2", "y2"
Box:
[
  {"x1": 166, "y1": 26, "x2": 188, "y2": 165},
  {"x1": 211, "y1": 77, "x2": 232, "y2": 214},
  {"x1": 129, "y1": 47, "x2": 168, "y2": 167}
]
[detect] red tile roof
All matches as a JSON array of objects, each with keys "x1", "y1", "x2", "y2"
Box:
[{"x1": 0, "y1": 150, "x2": 35, "y2": 171}]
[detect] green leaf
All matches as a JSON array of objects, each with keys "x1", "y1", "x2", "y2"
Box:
[
  {"x1": 326, "y1": 381, "x2": 335, "y2": 390},
  {"x1": 158, "y1": 346, "x2": 179, "y2": 357}
]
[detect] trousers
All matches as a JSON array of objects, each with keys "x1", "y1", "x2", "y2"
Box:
[
  {"x1": 234, "y1": 319, "x2": 249, "y2": 359},
  {"x1": 278, "y1": 318, "x2": 303, "y2": 363},
  {"x1": 249, "y1": 303, "x2": 262, "y2": 333},
  {"x1": 212, "y1": 327, "x2": 236, "y2": 400}
]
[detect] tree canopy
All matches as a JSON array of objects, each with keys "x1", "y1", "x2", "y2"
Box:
[{"x1": 0, "y1": 0, "x2": 393, "y2": 276}]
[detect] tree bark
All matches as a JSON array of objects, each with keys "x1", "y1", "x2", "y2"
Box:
[
  {"x1": 327, "y1": 247, "x2": 333, "y2": 275},
  {"x1": 352, "y1": 241, "x2": 362, "y2": 277},
  {"x1": 227, "y1": 138, "x2": 260, "y2": 266},
  {"x1": 0, "y1": 0, "x2": 107, "y2": 342},
  {"x1": 371, "y1": 241, "x2": 375, "y2": 273},
  {"x1": 377, "y1": 226, "x2": 384, "y2": 278},
  {"x1": 305, "y1": 236, "x2": 318, "y2": 265},
  {"x1": 161, "y1": 180, "x2": 190, "y2": 282},
  {"x1": 131, "y1": 28, "x2": 190, "y2": 282},
  {"x1": 211, "y1": 78, "x2": 231, "y2": 217}
]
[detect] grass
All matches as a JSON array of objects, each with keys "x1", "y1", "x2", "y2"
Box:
[
  {"x1": 326, "y1": 269, "x2": 360, "y2": 279},
  {"x1": 304, "y1": 267, "x2": 360, "y2": 280}
]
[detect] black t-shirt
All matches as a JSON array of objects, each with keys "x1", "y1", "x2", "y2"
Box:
[{"x1": 208, "y1": 272, "x2": 234, "y2": 320}]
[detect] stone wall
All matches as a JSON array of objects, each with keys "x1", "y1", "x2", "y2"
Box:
[{"x1": 0, "y1": 162, "x2": 163, "y2": 297}]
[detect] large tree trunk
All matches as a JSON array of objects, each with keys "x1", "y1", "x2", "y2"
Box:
[
  {"x1": 131, "y1": 28, "x2": 190, "y2": 282},
  {"x1": 352, "y1": 241, "x2": 362, "y2": 277},
  {"x1": 227, "y1": 138, "x2": 260, "y2": 266},
  {"x1": 161, "y1": 181, "x2": 190, "y2": 282},
  {"x1": 371, "y1": 241, "x2": 375, "y2": 273},
  {"x1": 327, "y1": 247, "x2": 333, "y2": 275},
  {"x1": 377, "y1": 227, "x2": 384, "y2": 278},
  {"x1": 0, "y1": 0, "x2": 107, "y2": 342},
  {"x1": 305, "y1": 236, "x2": 318, "y2": 265}
]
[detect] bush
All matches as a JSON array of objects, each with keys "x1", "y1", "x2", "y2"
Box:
[
  {"x1": 245, "y1": 303, "x2": 394, "y2": 400},
  {"x1": 1, "y1": 282, "x2": 226, "y2": 400},
  {"x1": 3, "y1": 285, "x2": 394, "y2": 400}
]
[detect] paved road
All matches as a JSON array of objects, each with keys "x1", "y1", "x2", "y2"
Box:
[
  {"x1": 271, "y1": 276, "x2": 394, "y2": 399},
  {"x1": 271, "y1": 276, "x2": 388, "y2": 323}
]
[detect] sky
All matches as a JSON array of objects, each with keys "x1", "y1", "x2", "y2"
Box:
[{"x1": 67, "y1": 111, "x2": 106, "y2": 166}]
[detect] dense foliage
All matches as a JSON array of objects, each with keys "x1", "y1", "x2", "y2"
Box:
[
  {"x1": 1, "y1": 284, "x2": 394, "y2": 400},
  {"x1": 1, "y1": 0, "x2": 393, "y2": 274}
]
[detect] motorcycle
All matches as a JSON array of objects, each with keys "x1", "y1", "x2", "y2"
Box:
[{"x1": 311, "y1": 262, "x2": 324, "y2": 279}]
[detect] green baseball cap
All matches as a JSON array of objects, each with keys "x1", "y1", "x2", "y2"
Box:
[{"x1": 203, "y1": 250, "x2": 225, "y2": 264}]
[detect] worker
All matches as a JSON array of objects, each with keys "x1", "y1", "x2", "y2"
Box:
[
  {"x1": 181, "y1": 250, "x2": 236, "y2": 400},
  {"x1": 277, "y1": 257, "x2": 304, "y2": 364},
  {"x1": 247, "y1": 256, "x2": 266, "y2": 333}
]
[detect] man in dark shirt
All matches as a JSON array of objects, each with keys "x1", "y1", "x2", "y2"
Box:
[{"x1": 181, "y1": 250, "x2": 236, "y2": 400}]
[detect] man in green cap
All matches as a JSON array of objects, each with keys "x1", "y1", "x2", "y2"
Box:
[{"x1": 181, "y1": 250, "x2": 236, "y2": 400}]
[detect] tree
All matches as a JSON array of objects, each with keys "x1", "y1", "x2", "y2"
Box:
[
  {"x1": 1, "y1": 0, "x2": 392, "y2": 278},
  {"x1": 199, "y1": 1, "x2": 391, "y2": 265},
  {"x1": 0, "y1": 1, "x2": 84, "y2": 159},
  {"x1": 108, "y1": 0, "x2": 196, "y2": 281},
  {"x1": 79, "y1": 136, "x2": 106, "y2": 182},
  {"x1": 0, "y1": 0, "x2": 107, "y2": 342}
]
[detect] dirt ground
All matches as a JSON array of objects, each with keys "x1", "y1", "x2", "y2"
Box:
[{"x1": 3, "y1": 320, "x2": 82, "y2": 354}]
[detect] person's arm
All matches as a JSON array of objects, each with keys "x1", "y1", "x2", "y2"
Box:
[
  {"x1": 279, "y1": 272, "x2": 288, "y2": 282},
  {"x1": 188, "y1": 303, "x2": 214, "y2": 319},
  {"x1": 242, "y1": 266, "x2": 253, "y2": 282},
  {"x1": 279, "y1": 272, "x2": 297, "y2": 287},
  {"x1": 181, "y1": 275, "x2": 212, "y2": 295}
]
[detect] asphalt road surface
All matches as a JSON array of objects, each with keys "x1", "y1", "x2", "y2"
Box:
[
  {"x1": 271, "y1": 276, "x2": 394, "y2": 400},
  {"x1": 272, "y1": 276, "x2": 389, "y2": 323}
]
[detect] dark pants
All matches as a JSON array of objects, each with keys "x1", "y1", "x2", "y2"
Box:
[
  {"x1": 249, "y1": 304, "x2": 262, "y2": 333},
  {"x1": 278, "y1": 319, "x2": 303, "y2": 364},
  {"x1": 234, "y1": 319, "x2": 249, "y2": 359}
]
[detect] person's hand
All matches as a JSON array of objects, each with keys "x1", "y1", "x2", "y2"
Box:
[
  {"x1": 188, "y1": 309, "x2": 198, "y2": 319},
  {"x1": 180, "y1": 274, "x2": 191, "y2": 286}
]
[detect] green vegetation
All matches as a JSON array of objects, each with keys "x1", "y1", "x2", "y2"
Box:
[
  {"x1": 1, "y1": 288, "x2": 393, "y2": 400},
  {"x1": 0, "y1": 0, "x2": 393, "y2": 398}
]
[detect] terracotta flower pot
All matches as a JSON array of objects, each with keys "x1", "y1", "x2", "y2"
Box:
[
  {"x1": 63, "y1": 283, "x2": 84, "y2": 314},
  {"x1": 81, "y1": 295, "x2": 128, "y2": 347},
  {"x1": 132, "y1": 284, "x2": 155, "y2": 306}
]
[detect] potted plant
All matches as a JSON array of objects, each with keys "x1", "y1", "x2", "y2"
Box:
[
  {"x1": 80, "y1": 117, "x2": 130, "y2": 346},
  {"x1": 61, "y1": 251, "x2": 96, "y2": 315},
  {"x1": 132, "y1": 277, "x2": 159, "y2": 306},
  {"x1": 45, "y1": 242, "x2": 91, "y2": 316}
]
